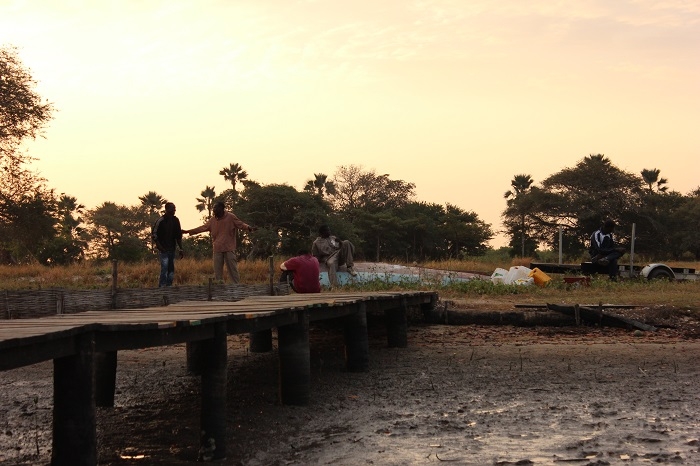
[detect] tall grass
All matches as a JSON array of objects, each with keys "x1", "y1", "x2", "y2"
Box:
[
  {"x1": 0, "y1": 257, "x2": 698, "y2": 312},
  {"x1": 0, "y1": 257, "x2": 280, "y2": 290}
]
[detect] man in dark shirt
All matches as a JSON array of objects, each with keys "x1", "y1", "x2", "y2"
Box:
[
  {"x1": 152, "y1": 202, "x2": 183, "y2": 287},
  {"x1": 589, "y1": 219, "x2": 625, "y2": 280}
]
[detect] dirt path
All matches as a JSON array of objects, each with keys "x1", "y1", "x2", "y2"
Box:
[{"x1": 1, "y1": 320, "x2": 699, "y2": 465}]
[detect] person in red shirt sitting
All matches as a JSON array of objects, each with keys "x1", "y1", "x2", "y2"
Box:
[{"x1": 279, "y1": 249, "x2": 321, "y2": 293}]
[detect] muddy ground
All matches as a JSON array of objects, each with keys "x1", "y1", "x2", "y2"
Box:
[{"x1": 1, "y1": 306, "x2": 699, "y2": 465}]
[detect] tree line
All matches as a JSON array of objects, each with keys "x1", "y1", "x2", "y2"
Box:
[
  {"x1": 2, "y1": 46, "x2": 698, "y2": 265},
  {"x1": 502, "y1": 154, "x2": 700, "y2": 260}
]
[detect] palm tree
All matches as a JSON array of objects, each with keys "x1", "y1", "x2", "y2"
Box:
[
  {"x1": 196, "y1": 186, "x2": 217, "y2": 218},
  {"x1": 219, "y1": 163, "x2": 248, "y2": 199},
  {"x1": 56, "y1": 194, "x2": 85, "y2": 237},
  {"x1": 138, "y1": 191, "x2": 167, "y2": 218},
  {"x1": 304, "y1": 173, "x2": 336, "y2": 197},
  {"x1": 504, "y1": 174, "x2": 534, "y2": 257},
  {"x1": 641, "y1": 168, "x2": 668, "y2": 193}
]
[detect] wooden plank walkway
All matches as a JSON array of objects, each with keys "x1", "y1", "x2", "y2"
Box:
[{"x1": 0, "y1": 290, "x2": 437, "y2": 465}]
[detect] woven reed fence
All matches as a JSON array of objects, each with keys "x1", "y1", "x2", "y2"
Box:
[{"x1": 1, "y1": 282, "x2": 291, "y2": 320}]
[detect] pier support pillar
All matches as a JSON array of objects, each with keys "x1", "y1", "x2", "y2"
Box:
[
  {"x1": 95, "y1": 351, "x2": 117, "y2": 407},
  {"x1": 344, "y1": 304, "x2": 369, "y2": 372},
  {"x1": 278, "y1": 310, "x2": 310, "y2": 405},
  {"x1": 52, "y1": 334, "x2": 96, "y2": 466},
  {"x1": 186, "y1": 341, "x2": 203, "y2": 375},
  {"x1": 249, "y1": 329, "x2": 273, "y2": 353},
  {"x1": 199, "y1": 322, "x2": 228, "y2": 461},
  {"x1": 385, "y1": 298, "x2": 408, "y2": 348}
]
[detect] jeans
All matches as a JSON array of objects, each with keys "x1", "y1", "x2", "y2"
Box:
[{"x1": 159, "y1": 251, "x2": 176, "y2": 287}]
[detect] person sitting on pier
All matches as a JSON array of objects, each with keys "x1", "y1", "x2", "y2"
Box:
[
  {"x1": 589, "y1": 219, "x2": 626, "y2": 280},
  {"x1": 279, "y1": 249, "x2": 321, "y2": 294},
  {"x1": 311, "y1": 225, "x2": 357, "y2": 288}
]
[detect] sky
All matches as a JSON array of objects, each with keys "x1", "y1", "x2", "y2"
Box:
[{"x1": 2, "y1": 0, "x2": 699, "y2": 247}]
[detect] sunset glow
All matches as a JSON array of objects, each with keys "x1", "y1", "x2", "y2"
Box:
[{"x1": 2, "y1": 1, "x2": 698, "y2": 246}]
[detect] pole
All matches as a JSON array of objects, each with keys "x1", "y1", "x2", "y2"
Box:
[
  {"x1": 630, "y1": 222, "x2": 636, "y2": 277},
  {"x1": 558, "y1": 226, "x2": 563, "y2": 265},
  {"x1": 111, "y1": 260, "x2": 118, "y2": 309},
  {"x1": 268, "y1": 255, "x2": 274, "y2": 296}
]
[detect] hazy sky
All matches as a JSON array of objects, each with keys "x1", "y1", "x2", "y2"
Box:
[{"x1": 2, "y1": 0, "x2": 699, "y2": 247}]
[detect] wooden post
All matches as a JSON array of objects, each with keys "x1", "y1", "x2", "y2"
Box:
[
  {"x1": 199, "y1": 322, "x2": 228, "y2": 461},
  {"x1": 278, "y1": 310, "x2": 310, "y2": 405},
  {"x1": 52, "y1": 334, "x2": 96, "y2": 466},
  {"x1": 344, "y1": 304, "x2": 369, "y2": 372},
  {"x1": 4, "y1": 290, "x2": 10, "y2": 319},
  {"x1": 249, "y1": 329, "x2": 273, "y2": 353},
  {"x1": 95, "y1": 351, "x2": 118, "y2": 407},
  {"x1": 189, "y1": 277, "x2": 214, "y2": 375},
  {"x1": 186, "y1": 341, "x2": 203, "y2": 375},
  {"x1": 574, "y1": 304, "x2": 580, "y2": 326},
  {"x1": 558, "y1": 226, "x2": 563, "y2": 265},
  {"x1": 111, "y1": 259, "x2": 118, "y2": 309},
  {"x1": 385, "y1": 299, "x2": 408, "y2": 348},
  {"x1": 269, "y1": 255, "x2": 275, "y2": 296},
  {"x1": 629, "y1": 222, "x2": 636, "y2": 277},
  {"x1": 249, "y1": 257, "x2": 276, "y2": 353},
  {"x1": 420, "y1": 295, "x2": 438, "y2": 322}
]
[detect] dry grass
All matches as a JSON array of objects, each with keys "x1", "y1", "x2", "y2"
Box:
[
  {"x1": 437, "y1": 275, "x2": 700, "y2": 312},
  {"x1": 0, "y1": 257, "x2": 698, "y2": 312},
  {"x1": 0, "y1": 258, "x2": 282, "y2": 290},
  {"x1": 421, "y1": 257, "x2": 700, "y2": 275}
]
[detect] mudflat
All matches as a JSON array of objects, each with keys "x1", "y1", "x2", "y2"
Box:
[{"x1": 1, "y1": 315, "x2": 698, "y2": 465}]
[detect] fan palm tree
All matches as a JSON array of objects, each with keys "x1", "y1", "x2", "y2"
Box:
[
  {"x1": 641, "y1": 168, "x2": 668, "y2": 193},
  {"x1": 138, "y1": 191, "x2": 167, "y2": 217},
  {"x1": 304, "y1": 173, "x2": 336, "y2": 197},
  {"x1": 504, "y1": 174, "x2": 534, "y2": 257},
  {"x1": 57, "y1": 194, "x2": 85, "y2": 237},
  {"x1": 219, "y1": 163, "x2": 248, "y2": 199},
  {"x1": 195, "y1": 186, "x2": 217, "y2": 218}
]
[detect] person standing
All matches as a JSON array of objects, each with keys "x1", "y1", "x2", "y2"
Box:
[
  {"x1": 184, "y1": 201, "x2": 256, "y2": 283},
  {"x1": 151, "y1": 202, "x2": 183, "y2": 287},
  {"x1": 279, "y1": 249, "x2": 321, "y2": 294},
  {"x1": 311, "y1": 224, "x2": 357, "y2": 288},
  {"x1": 589, "y1": 219, "x2": 626, "y2": 280}
]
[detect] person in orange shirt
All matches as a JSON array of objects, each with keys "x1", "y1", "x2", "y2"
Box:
[{"x1": 184, "y1": 201, "x2": 256, "y2": 283}]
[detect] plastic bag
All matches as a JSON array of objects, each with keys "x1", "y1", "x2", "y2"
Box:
[
  {"x1": 490, "y1": 268, "x2": 508, "y2": 284},
  {"x1": 504, "y1": 266, "x2": 532, "y2": 285}
]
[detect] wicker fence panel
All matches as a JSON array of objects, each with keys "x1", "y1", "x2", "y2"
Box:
[
  {"x1": 60, "y1": 289, "x2": 114, "y2": 314},
  {"x1": 1, "y1": 290, "x2": 61, "y2": 319},
  {"x1": 0, "y1": 283, "x2": 291, "y2": 320}
]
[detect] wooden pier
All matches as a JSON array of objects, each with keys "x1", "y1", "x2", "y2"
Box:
[{"x1": 0, "y1": 290, "x2": 437, "y2": 465}]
